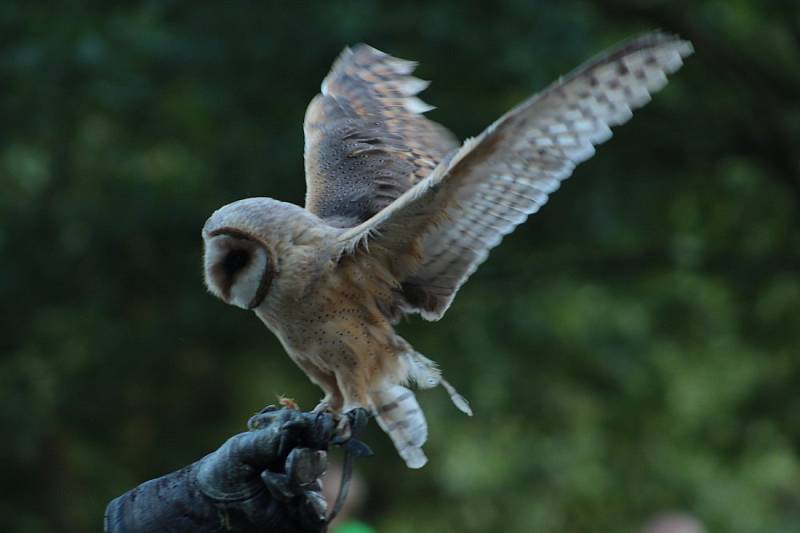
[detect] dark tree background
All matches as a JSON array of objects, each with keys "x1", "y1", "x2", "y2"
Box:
[{"x1": 2, "y1": 1, "x2": 799, "y2": 532}]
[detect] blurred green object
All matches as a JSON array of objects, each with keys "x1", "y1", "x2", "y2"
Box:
[
  {"x1": 333, "y1": 520, "x2": 377, "y2": 533},
  {"x1": 1, "y1": 1, "x2": 799, "y2": 532}
]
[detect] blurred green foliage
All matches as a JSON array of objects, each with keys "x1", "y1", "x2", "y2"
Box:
[{"x1": 2, "y1": 1, "x2": 799, "y2": 532}]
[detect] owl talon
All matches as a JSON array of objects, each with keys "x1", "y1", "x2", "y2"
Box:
[
  {"x1": 345, "y1": 407, "x2": 371, "y2": 434},
  {"x1": 330, "y1": 407, "x2": 371, "y2": 445},
  {"x1": 311, "y1": 400, "x2": 333, "y2": 414},
  {"x1": 332, "y1": 415, "x2": 352, "y2": 442}
]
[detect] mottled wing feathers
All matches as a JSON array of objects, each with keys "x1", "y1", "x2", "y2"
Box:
[
  {"x1": 303, "y1": 45, "x2": 458, "y2": 227},
  {"x1": 339, "y1": 33, "x2": 693, "y2": 320}
]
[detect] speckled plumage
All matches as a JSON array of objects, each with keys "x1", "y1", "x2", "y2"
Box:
[{"x1": 202, "y1": 34, "x2": 692, "y2": 468}]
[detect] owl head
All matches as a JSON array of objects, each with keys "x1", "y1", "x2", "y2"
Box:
[
  {"x1": 202, "y1": 197, "x2": 333, "y2": 310},
  {"x1": 203, "y1": 197, "x2": 287, "y2": 310}
]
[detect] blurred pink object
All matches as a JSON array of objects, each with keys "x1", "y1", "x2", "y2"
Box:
[{"x1": 642, "y1": 512, "x2": 706, "y2": 533}]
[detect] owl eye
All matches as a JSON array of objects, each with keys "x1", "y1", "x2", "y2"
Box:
[{"x1": 222, "y1": 248, "x2": 251, "y2": 279}]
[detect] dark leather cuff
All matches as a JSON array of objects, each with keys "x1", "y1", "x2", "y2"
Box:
[{"x1": 107, "y1": 458, "x2": 300, "y2": 533}]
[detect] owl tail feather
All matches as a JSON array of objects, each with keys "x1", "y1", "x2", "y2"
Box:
[{"x1": 371, "y1": 385, "x2": 429, "y2": 469}]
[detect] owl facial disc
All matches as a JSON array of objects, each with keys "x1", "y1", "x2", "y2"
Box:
[{"x1": 204, "y1": 229, "x2": 273, "y2": 310}]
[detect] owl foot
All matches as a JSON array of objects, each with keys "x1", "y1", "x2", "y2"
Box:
[
  {"x1": 331, "y1": 408, "x2": 370, "y2": 445},
  {"x1": 311, "y1": 400, "x2": 334, "y2": 414},
  {"x1": 334, "y1": 410, "x2": 373, "y2": 458},
  {"x1": 244, "y1": 405, "x2": 369, "y2": 528}
]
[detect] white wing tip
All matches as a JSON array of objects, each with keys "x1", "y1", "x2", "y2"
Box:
[
  {"x1": 398, "y1": 77, "x2": 430, "y2": 96},
  {"x1": 404, "y1": 96, "x2": 435, "y2": 114}
]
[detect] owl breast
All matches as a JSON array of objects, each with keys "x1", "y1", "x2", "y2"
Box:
[{"x1": 255, "y1": 253, "x2": 406, "y2": 393}]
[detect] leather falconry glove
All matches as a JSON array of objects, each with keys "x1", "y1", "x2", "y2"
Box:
[{"x1": 104, "y1": 407, "x2": 347, "y2": 533}]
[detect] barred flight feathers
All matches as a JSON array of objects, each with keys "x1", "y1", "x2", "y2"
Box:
[
  {"x1": 371, "y1": 385, "x2": 429, "y2": 469},
  {"x1": 338, "y1": 33, "x2": 693, "y2": 320},
  {"x1": 303, "y1": 44, "x2": 458, "y2": 227}
]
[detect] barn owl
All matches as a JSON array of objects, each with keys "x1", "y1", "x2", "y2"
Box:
[{"x1": 203, "y1": 33, "x2": 693, "y2": 468}]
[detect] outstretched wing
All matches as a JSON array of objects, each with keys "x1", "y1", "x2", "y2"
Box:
[
  {"x1": 337, "y1": 33, "x2": 693, "y2": 321},
  {"x1": 303, "y1": 44, "x2": 458, "y2": 227}
]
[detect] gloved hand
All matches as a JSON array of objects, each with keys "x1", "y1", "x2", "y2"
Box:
[
  {"x1": 198, "y1": 406, "x2": 336, "y2": 532},
  {"x1": 105, "y1": 407, "x2": 341, "y2": 533}
]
